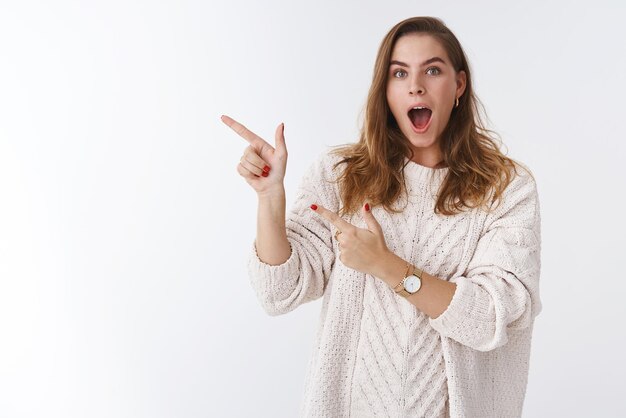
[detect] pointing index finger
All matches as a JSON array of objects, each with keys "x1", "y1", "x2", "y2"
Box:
[
  {"x1": 312, "y1": 204, "x2": 353, "y2": 232},
  {"x1": 221, "y1": 115, "x2": 273, "y2": 150}
]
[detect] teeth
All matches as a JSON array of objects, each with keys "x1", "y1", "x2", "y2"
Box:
[{"x1": 412, "y1": 106, "x2": 427, "y2": 110}]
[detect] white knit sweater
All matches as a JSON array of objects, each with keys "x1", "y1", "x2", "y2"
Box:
[{"x1": 248, "y1": 150, "x2": 541, "y2": 418}]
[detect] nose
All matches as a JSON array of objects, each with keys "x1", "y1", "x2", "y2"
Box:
[
  {"x1": 409, "y1": 75, "x2": 425, "y2": 95},
  {"x1": 409, "y1": 85, "x2": 425, "y2": 95}
]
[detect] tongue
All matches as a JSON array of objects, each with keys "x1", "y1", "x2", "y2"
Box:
[{"x1": 409, "y1": 108, "x2": 432, "y2": 129}]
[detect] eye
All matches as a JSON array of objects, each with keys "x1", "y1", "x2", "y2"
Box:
[
  {"x1": 426, "y1": 67, "x2": 441, "y2": 76},
  {"x1": 392, "y1": 69, "x2": 407, "y2": 78}
]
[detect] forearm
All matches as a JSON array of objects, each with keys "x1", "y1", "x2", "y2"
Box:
[
  {"x1": 255, "y1": 187, "x2": 291, "y2": 265},
  {"x1": 374, "y1": 251, "x2": 456, "y2": 319}
]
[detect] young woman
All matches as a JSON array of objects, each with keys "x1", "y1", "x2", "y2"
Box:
[{"x1": 222, "y1": 16, "x2": 541, "y2": 418}]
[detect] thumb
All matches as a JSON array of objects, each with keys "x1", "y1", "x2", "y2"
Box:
[
  {"x1": 274, "y1": 122, "x2": 287, "y2": 154},
  {"x1": 362, "y1": 203, "x2": 382, "y2": 235}
]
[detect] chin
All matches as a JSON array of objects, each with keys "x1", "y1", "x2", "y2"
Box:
[{"x1": 402, "y1": 125, "x2": 440, "y2": 149}]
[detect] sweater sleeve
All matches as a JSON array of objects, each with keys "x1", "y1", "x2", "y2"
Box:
[
  {"x1": 429, "y1": 167, "x2": 542, "y2": 352},
  {"x1": 247, "y1": 152, "x2": 340, "y2": 316}
]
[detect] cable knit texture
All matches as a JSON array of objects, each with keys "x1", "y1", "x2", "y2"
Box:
[{"x1": 248, "y1": 150, "x2": 541, "y2": 418}]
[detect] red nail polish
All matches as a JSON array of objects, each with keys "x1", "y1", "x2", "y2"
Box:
[
  {"x1": 365, "y1": 203, "x2": 370, "y2": 211},
  {"x1": 263, "y1": 165, "x2": 270, "y2": 172},
  {"x1": 310, "y1": 204, "x2": 318, "y2": 211},
  {"x1": 261, "y1": 171, "x2": 269, "y2": 177}
]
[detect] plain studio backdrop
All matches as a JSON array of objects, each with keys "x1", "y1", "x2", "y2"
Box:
[{"x1": 1, "y1": 1, "x2": 625, "y2": 417}]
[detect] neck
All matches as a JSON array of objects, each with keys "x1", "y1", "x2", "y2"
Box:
[{"x1": 408, "y1": 144, "x2": 444, "y2": 168}]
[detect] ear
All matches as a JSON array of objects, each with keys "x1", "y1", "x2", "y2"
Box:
[{"x1": 456, "y1": 70, "x2": 467, "y2": 98}]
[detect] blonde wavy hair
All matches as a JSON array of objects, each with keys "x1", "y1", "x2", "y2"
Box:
[{"x1": 332, "y1": 16, "x2": 521, "y2": 216}]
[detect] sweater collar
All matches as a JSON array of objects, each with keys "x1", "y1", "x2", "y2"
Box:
[{"x1": 402, "y1": 157, "x2": 449, "y2": 185}]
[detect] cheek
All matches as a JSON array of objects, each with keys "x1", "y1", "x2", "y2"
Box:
[
  {"x1": 386, "y1": 87, "x2": 402, "y2": 112},
  {"x1": 385, "y1": 86, "x2": 393, "y2": 105},
  {"x1": 433, "y1": 85, "x2": 455, "y2": 111}
]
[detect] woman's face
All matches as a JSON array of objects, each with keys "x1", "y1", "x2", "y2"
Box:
[{"x1": 386, "y1": 33, "x2": 466, "y2": 167}]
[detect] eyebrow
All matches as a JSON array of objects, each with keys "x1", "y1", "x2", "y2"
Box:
[{"x1": 389, "y1": 57, "x2": 447, "y2": 67}]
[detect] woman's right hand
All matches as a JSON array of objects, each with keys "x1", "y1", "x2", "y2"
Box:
[{"x1": 221, "y1": 115, "x2": 288, "y2": 196}]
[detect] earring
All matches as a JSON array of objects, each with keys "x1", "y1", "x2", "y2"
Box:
[{"x1": 455, "y1": 97, "x2": 459, "y2": 108}]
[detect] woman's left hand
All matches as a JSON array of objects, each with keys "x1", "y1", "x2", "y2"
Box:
[{"x1": 311, "y1": 203, "x2": 393, "y2": 277}]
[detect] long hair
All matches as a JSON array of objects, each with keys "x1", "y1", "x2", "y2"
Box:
[{"x1": 332, "y1": 16, "x2": 520, "y2": 216}]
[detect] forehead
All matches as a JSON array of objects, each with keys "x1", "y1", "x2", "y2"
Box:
[{"x1": 390, "y1": 33, "x2": 449, "y2": 64}]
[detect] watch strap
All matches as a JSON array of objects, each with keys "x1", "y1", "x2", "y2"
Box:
[{"x1": 393, "y1": 264, "x2": 423, "y2": 297}]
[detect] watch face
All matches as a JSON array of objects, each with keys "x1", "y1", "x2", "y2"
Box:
[{"x1": 404, "y1": 276, "x2": 422, "y2": 293}]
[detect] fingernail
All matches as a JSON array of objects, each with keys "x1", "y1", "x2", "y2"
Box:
[
  {"x1": 282, "y1": 123, "x2": 285, "y2": 134},
  {"x1": 261, "y1": 171, "x2": 269, "y2": 177},
  {"x1": 263, "y1": 165, "x2": 270, "y2": 172},
  {"x1": 310, "y1": 204, "x2": 318, "y2": 211},
  {"x1": 365, "y1": 203, "x2": 370, "y2": 211}
]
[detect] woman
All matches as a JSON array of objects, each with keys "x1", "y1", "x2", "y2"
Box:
[{"x1": 221, "y1": 16, "x2": 541, "y2": 418}]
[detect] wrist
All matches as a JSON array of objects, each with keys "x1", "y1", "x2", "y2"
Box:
[
  {"x1": 257, "y1": 185, "x2": 286, "y2": 201},
  {"x1": 373, "y1": 251, "x2": 408, "y2": 288}
]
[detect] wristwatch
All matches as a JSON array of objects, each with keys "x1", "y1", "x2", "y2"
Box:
[{"x1": 393, "y1": 265, "x2": 423, "y2": 297}]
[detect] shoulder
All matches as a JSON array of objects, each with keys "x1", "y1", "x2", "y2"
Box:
[
  {"x1": 292, "y1": 149, "x2": 346, "y2": 211},
  {"x1": 486, "y1": 160, "x2": 540, "y2": 229},
  {"x1": 302, "y1": 147, "x2": 347, "y2": 183},
  {"x1": 503, "y1": 161, "x2": 538, "y2": 201}
]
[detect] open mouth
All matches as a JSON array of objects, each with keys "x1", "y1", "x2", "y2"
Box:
[{"x1": 408, "y1": 106, "x2": 432, "y2": 132}]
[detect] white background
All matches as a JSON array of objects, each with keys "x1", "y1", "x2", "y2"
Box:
[{"x1": 1, "y1": 1, "x2": 625, "y2": 417}]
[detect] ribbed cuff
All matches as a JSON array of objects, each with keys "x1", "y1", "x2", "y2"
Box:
[
  {"x1": 429, "y1": 278, "x2": 488, "y2": 336},
  {"x1": 247, "y1": 241, "x2": 300, "y2": 299}
]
